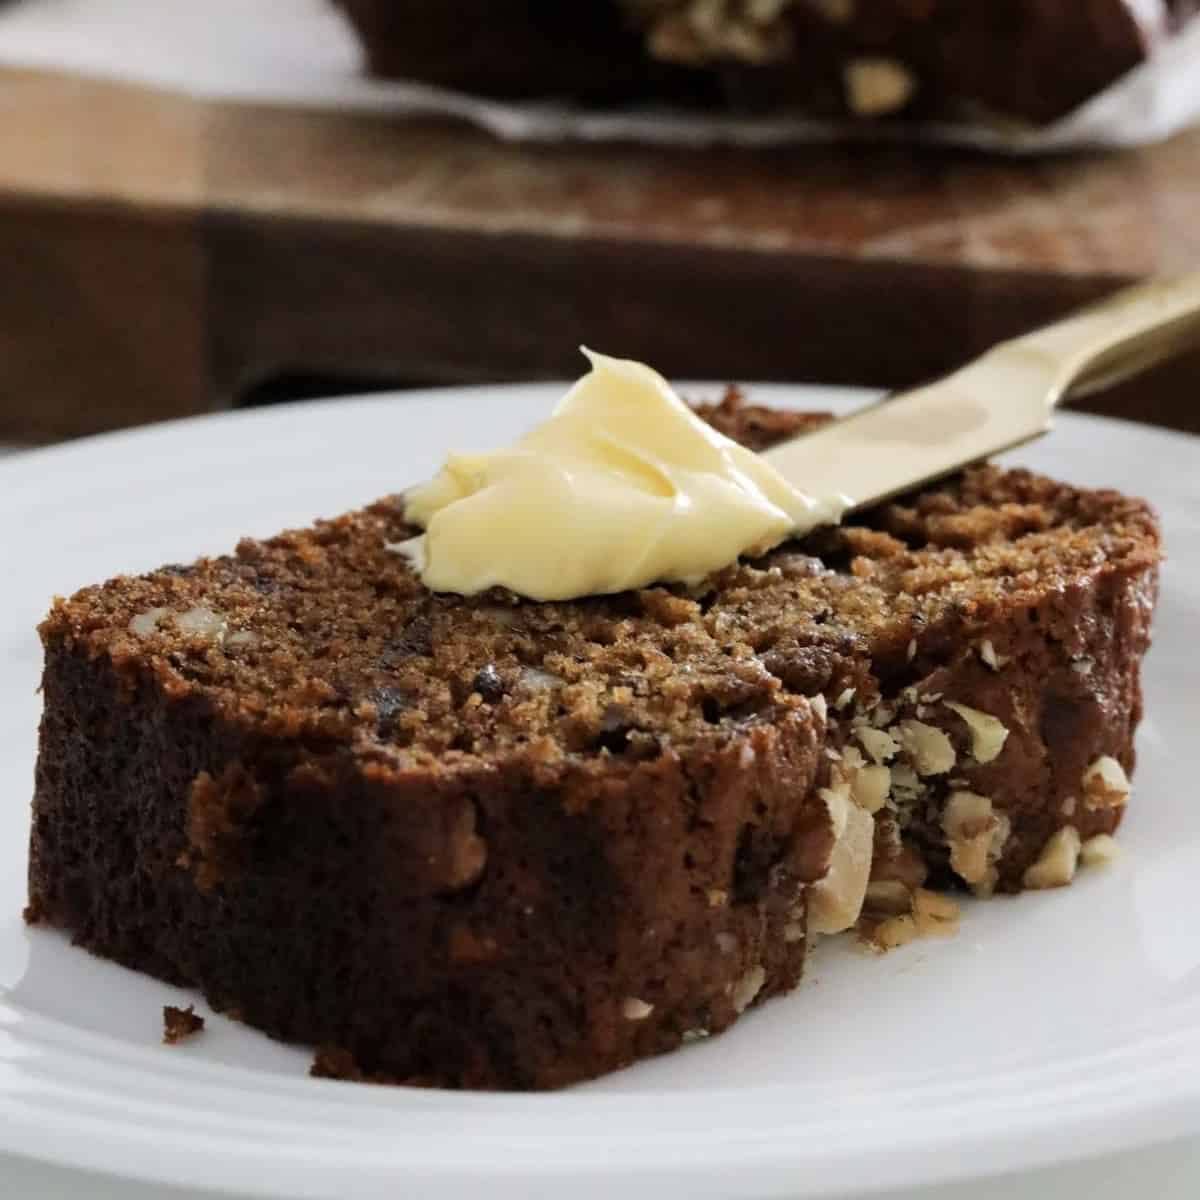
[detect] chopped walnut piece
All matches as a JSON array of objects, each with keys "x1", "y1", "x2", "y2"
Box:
[
  {"x1": 622, "y1": 997, "x2": 654, "y2": 1021},
  {"x1": 819, "y1": 781, "x2": 852, "y2": 841},
  {"x1": 175, "y1": 607, "x2": 228, "y2": 642},
  {"x1": 731, "y1": 965, "x2": 766, "y2": 1014},
  {"x1": 856, "y1": 726, "x2": 898, "y2": 765},
  {"x1": 896, "y1": 720, "x2": 956, "y2": 776},
  {"x1": 852, "y1": 763, "x2": 891, "y2": 814},
  {"x1": 128, "y1": 607, "x2": 170, "y2": 638},
  {"x1": 1082, "y1": 756, "x2": 1131, "y2": 810},
  {"x1": 912, "y1": 889, "x2": 960, "y2": 937},
  {"x1": 942, "y1": 791, "x2": 1010, "y2": 893},
  {"x1": 808, "y1": 803, "x2": 875, "y2": 935},
  {"x1": 833, "y1": 745, "x2": 891, "y2": 814},
  {"x1": 866, "y1": 914, "x2": 918, "y2": 951},
  {"x1": 943, "y1": 701, "x2": 1009, "y2": 763},
  {"x1": 1080, "y1": 834, "x2": 1121, "y2": 868},
  {"x1": 843, "y1": 58, "x2": 917, "y2": 116},
  {"x1": 1023, "y1": 826, "x2": 1082, "y2": 890}
]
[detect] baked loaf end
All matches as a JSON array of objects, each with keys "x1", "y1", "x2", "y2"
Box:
[
  {"x1": 27, "y1": 394, "x2": 1160, "y2": 1088},
  {"x1": 334, "y1": 0, "x2": 1192, "y2": 123}
]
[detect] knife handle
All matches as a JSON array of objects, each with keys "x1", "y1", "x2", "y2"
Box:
[{"x1": 1007, "y1": 272, "x2": 1200, "y2": 405}]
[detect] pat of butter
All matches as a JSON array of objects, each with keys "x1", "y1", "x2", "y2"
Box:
[{"x1": 398, "y1": 351, "x2": 845, "y2": 601}]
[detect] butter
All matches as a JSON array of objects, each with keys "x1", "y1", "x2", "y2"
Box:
[{"x1": 398, "y1": 351, "x2": 845, "y2": 601}]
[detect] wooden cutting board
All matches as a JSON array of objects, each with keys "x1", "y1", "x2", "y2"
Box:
[{"x1": 3, "y1": 66, "x2": 1199, "y2": 443}]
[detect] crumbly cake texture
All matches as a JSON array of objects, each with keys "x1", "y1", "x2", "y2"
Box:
[
  {"x1": 27, "y1": 394, "x2": 1160, "y2": 1089},
  {"x1": 335, "y1": 0, "x2": 1197, "y2": 125}
]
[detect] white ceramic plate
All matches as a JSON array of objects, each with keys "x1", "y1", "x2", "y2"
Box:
[{"x1": 2, "y1": 383, "x2": 1199, "y2": 1200}]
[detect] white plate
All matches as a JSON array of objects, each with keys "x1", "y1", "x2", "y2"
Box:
[{"x1": 2, "y1": 383, "x2": 1199, "y2": 1200}]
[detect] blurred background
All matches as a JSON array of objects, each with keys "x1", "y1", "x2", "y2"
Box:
[{"x1": 2, "y1": 0, "x2": 1200, "y2": 448}]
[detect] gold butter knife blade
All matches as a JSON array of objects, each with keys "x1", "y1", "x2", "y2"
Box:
[{"x1": 761, "y1": 273, "x2": 1200, "y2": 513}]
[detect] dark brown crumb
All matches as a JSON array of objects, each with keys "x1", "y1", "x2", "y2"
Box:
[{"x1": 162, "y1": 1005, "x2": 205, "y2": 1045}]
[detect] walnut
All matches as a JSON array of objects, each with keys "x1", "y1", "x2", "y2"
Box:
[
  {"x1": 128, "y1": 607, "x2": 170, "y2": 637},
  {"x1": 912, "y1": 888, "x2": 960, "y2": 937},
  {"x1": 1080, "y1": 833, "x2": 1121, "y2": 867},
  {"x1": 896, "y1": 720, "x2": 956, "y2": 776},
  {"x1": 645, "y1": 0, "x2": 793, "y2": 66},
  {"x1": 843, "y1": 58, "x2": 917, "y2": 116},
  {"x1": 731, "y1": 965, "x2": 766, "y2": 1013},
  {"x1": 818, "y1": 781, "x2": 852, "y2": 841},
  {"x1": 852, "y1": 763, "x2": 892, "y2": 813},
  {"x1": 519, "y1": 667, "x2": 563, "y2": 692},
  {"x1": 622, "y1": 997, "x2": 654, "y2": 1021},
  {"x1": 832, "y1": 746, "x2": 891, "y2": 814},
  {"x1": 175, "y1": 607, "x2": 229, "y2": 642},
  {"x1": 808, "y1": 803, "x2": 875, "y2": 935},
  {"x1": 443, "y1": 803, "x2": 488, "y2": 891},
  {"x1": 856, "y1": 726, "x2": 898, "y2": 765},
  {"x1": 866, "y1": 914, "x2": 918, "y2": 951},
  {"x1": 1023, "y1": 826, "x2": 1082, "y2": 890},
  {"x1": 942, "y1": 791, "x2": 1010, "y2": 893},
  {"x1": 1082, "y1": 756, "x2": 1131, "y2": 810},
  {"x1": 943, "y1": 701, "x2": 1009, "y2": 764}
]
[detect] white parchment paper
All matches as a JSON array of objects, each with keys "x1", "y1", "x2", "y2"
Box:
[{"x1": 2, "y1": 0, "x2": 1199, "y2": 153}]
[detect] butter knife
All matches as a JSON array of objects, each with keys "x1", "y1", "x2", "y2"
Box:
[{"x1": 761, "y1": 273, "x2": 1200, "y2": 512}]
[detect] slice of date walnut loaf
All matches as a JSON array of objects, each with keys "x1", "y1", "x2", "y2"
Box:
[{"x1": 27, "y1": 394, "x2": 1160, "y2": 1089}]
